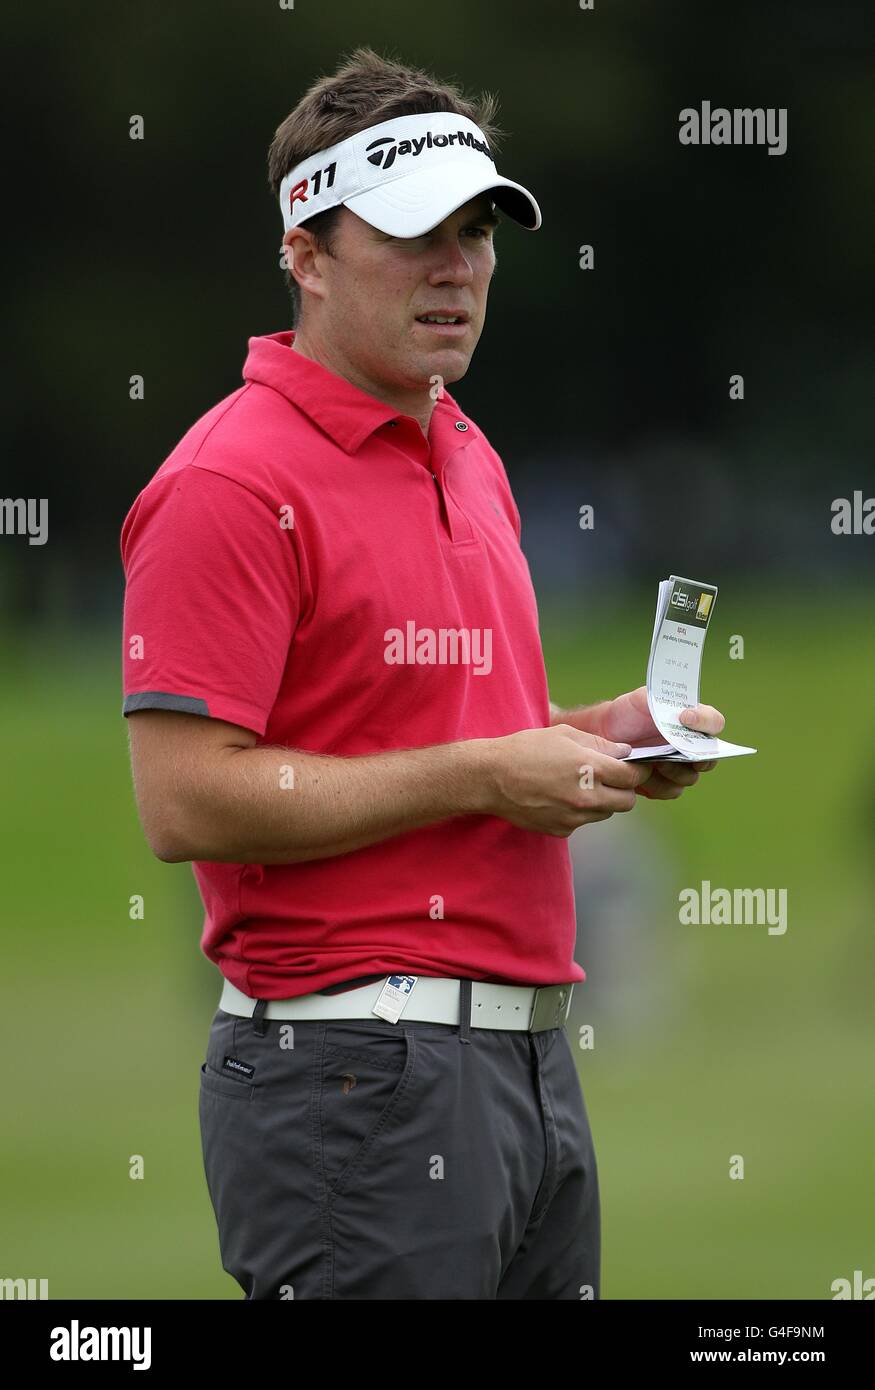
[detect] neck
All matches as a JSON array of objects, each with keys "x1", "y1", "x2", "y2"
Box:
[{"x1": 291, "y1": 327, "x2": 434, "y2": 439}]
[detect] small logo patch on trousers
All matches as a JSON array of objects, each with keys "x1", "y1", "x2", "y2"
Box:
[{"x1": 222, "y1": 1055, "x2": 255, "y2": 1079}]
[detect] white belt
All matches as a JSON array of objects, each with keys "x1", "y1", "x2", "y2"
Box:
[{"x1": 219, "y1": 976, "x2": 574, "y2": 1032}]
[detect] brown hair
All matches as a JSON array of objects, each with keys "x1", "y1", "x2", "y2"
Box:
[{"x1": 267, "y1": 46, "x2": 506, "y2": 326}]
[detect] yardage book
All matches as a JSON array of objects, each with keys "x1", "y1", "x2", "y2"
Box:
[{"x1": 623, "y1": 575, "x2": 757, "y2": 763}]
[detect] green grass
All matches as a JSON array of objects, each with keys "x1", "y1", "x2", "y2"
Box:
[
  {"x1": 1, "y1": 590, "x2": 873, "y2": 1298},
  {"x1": 542, "y1": 582, "x2": 875, "y2": 1297}
]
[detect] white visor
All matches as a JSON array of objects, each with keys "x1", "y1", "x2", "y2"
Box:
[{"x1": 278, "y1": 111, "x2": 541, "y2": 238}]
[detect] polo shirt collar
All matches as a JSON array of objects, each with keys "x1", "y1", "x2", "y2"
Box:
[{"x1": 243, "y1": 329, "x2": 470, "y2": 455}]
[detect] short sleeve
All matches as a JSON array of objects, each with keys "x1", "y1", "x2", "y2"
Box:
[{"x1": 120, "y1": 465, "x2": 299, "y2": 736}]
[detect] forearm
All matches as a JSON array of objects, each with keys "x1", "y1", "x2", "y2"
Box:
[{"x1": 169, "y1": 738, "x2": 497, "y2": 865}]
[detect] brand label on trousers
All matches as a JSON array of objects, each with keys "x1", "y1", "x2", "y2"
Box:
[{"x1": 222, "y1": 1055, "x2": 255, "y2": 1079}]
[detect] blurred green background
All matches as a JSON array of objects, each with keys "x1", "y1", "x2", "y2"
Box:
[
  {"x1": 2, "y1": 0, "x2": 873, "y2": 1299},
  {"x1": 2, "y1": 586, "x2": 873, "y2": 1298}
]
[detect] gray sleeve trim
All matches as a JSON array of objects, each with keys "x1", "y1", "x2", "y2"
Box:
[{"x1": 123, "y1": 692, "x2": 210, "y2": 717}]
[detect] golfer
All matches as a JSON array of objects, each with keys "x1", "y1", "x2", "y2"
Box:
[{"x1": 121, "y1": 47, "x2": 722, "y2": 1300}]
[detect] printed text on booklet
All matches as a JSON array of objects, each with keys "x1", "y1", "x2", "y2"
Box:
[{"x1": 623, "y1": 575, "x2": 757, "y2": 763}]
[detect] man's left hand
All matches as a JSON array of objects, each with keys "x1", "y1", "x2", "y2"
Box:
[{"x1": 558, "y1": 686, "x2": 723, "y2": 801}]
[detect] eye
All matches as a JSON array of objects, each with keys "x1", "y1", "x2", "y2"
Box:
[{"x1": 462, "y1": 226, "x2": 491, "y2": 239}]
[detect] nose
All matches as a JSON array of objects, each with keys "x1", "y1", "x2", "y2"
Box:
[{"x1": 426, "y1": 235, "x2": 476, "y2": 287}]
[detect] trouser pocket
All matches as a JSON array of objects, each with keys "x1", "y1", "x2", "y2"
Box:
[{"x1": 315, "y1": 1021, "x2": 418, "y2": 1199}]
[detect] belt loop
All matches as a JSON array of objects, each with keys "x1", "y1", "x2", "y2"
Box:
[
  {"x1": 458, "y1": 979, "x2": 472, "y2": 1045},
  {"x1": 252, "y1": 999, "x2": 269, "y2": 1037}
]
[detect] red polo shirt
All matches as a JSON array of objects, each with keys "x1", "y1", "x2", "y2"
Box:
[{"x1": 120, "y1": 330, "x2": 583, "y2": 997}]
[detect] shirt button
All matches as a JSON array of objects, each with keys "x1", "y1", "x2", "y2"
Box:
[{"x1": 454, "y1": 420, "x2": 468, "y2": 431}]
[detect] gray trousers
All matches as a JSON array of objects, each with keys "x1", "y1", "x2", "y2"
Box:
[{"x1": 198, "y1": 985, "x2": 600, "y2": 1299}]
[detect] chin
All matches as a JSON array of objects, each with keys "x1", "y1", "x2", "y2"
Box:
[
  {"x1": 437, "y1": 360, "x2": 471, "y2": 386},
  {"x1": 417, "y1": 346, "x2": 471, "y2": 380}
]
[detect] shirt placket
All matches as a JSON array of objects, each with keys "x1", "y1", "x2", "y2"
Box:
[{"x1": 385, "y1": 414, "x2": 476, "y2": 546}]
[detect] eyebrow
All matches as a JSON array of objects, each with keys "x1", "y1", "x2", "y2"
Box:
[
  {"x1": 379, "y1": 208, "x2": 502, "y2": 243},
  {"x1": 468, "y1": 209, "x2": 501, "y2": 228}
]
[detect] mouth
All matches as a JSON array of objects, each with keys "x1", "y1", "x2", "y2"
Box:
[{"x1": 414, "y1": 311, "x2": 470, "y2": 337}]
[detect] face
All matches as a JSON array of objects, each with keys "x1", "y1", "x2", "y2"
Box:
[{"x1": 285, "y1": 193, "x2": 499, "y2": 396}]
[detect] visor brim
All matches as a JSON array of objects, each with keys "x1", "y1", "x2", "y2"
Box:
[{"x1": 342, "y1": 161, "x2": 541, "y2": 237}]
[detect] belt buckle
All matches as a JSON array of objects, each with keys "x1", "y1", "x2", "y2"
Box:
[{"x1": 528, "y1": 983, "x2": 574, "y2": 1032}]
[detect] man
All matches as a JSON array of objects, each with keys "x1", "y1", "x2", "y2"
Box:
[{"x1": 121, "y1": 48, "x2": 721, "y2": 1300}]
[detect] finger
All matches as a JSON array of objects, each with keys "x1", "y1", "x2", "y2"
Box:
[
  {"x1": 575, "y1": 752, "x2": 651, "y2": 794},
  {"x1": 652, "y1": 761, "x2": 700, "y2": 786},
  {"x1": 636, "y1": 770, "x2": 687, "y2": 800},
  {"x1": 593, "y1": 755, "x2": 654, "y2": 791},
  {"x1": 578, "y1": 783, "x2": 639, "y2": 814},
  {"x1": 573, "y1": 809, "x2": 614, "y2": 826},
  {"x1": 678, "y1": 703, "x2": 725, "y2": 735},
  {"x1": 564, "y1": 727, "x2": 633, "y2": 760}
]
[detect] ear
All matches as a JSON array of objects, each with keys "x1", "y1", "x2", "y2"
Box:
[
  {"x1": 280, "y1": 228, "x2": 295, "y2": 274},
  {"x1": 283, "y1": 226, "x2": 327, "y2": 306}
]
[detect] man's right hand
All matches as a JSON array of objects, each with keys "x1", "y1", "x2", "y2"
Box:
[{"x1": 481, "y1": 723, "x2": 652, "y2": 837}]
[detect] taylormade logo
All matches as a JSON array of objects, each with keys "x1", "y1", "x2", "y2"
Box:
[
  {"x1": 365, "y1": 128, "x2": 492, "y2": 171},
  {"x1": 286, "y1": 127, "x2": 493, "y2": 219},
  {"x1": 50, "y1": 1320, "x2": 151, "y2": 1370},
  {"x1": 384, "y1": 622, "x2": 493, "y2": 675}
]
